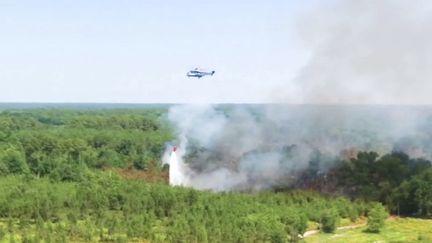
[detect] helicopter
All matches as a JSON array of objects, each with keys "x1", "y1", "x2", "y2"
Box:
[{"x1": 186, "y1": 68, "x2": 215, "y2": 78}]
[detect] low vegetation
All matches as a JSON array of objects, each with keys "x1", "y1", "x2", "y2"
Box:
[
  {"x1": 0, "y1": 173, "x2": 370, "y2": 242},
  {"x1": 306, "y1": 217, "x2": 432, "y2": 243}
]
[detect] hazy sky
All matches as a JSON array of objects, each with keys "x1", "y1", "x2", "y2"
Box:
[{"x1": 0, "y1": 0, "x2": 312, "y2": 103}]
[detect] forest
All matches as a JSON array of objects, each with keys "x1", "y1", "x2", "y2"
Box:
[{"x1": 0, "y1": 107, "x2": 431, "y2": 242}]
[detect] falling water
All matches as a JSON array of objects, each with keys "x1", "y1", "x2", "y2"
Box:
[{"x1": 169, "y1": 150, "x2": 186, "y2": 186}]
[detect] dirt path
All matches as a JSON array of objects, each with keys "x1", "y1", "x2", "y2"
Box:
[{"x1": 302, "y1": 223, "x2": 366, "y2": 238}]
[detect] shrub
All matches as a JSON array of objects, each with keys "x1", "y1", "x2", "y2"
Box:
[
  {"x1": 347, "y1": 206, "x2": 360, "y2": 222},
  {"x1": 0, "y1": 225, "x2": 5, "y2": 240},
  {"x1": 320, "y1": 209, "x2": 339, "y2": 233},
  {"x1": 366, "y1": 203, "x2": 389, "y2": 233}
]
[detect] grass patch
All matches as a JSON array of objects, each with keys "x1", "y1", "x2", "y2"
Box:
[{"x1": 306, "y1": 217, "x2": 432, "y2": 243}]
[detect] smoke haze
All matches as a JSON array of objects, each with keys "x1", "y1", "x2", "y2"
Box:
[
  {"x1": 277, "y1": 0, "x2": 432, "y2": 104},
  {"x1": 163, "y1": 1, "x2": 432, "y2": 191},
  {"x1": 163, "y1": 105, "x2": 432, "y2": 191}
]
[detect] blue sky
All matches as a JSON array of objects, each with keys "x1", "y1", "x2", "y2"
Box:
[{"x1": 0, "y1": 0, "x2": 313, "y2": 103}]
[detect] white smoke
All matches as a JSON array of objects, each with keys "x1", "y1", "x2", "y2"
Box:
[
  {"x1": 162, "y1": 1, "x2": 432, "y2": 191},
  {"x1": 163, "y1": 104, "x2": 432, "y2": 191},
  {"x1": 275, "y1": 0, "x2": 432, "y2": 104}
]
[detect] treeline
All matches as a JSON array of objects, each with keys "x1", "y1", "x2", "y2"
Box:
[
  {"x1": 0, "y1": 173, "x2": 370, "y2": 242},
  {"x1": 309, "y1": 151, "x2": 432, "y2": 217},
  {"x1": 0, "y1": 109, "x2": 173, "y2": 180}
]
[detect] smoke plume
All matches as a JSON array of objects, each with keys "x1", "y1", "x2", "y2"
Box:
[
  {"x1": 163, "y1": 1, "x2": 432, "y2": 191},
  {"x1": 163, "y1": 104, "x2": 432, "y2": 191},
  {"x1": 278, "y1": 0, "x2": 432, "y2": 104}
]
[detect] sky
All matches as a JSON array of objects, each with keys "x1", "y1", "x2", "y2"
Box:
[
  {"x1": 0, "y1": 0, "x2": 312, "y2": 103},
  {"x1": 1, "y1": 1, "x2": 431, "y2": 104}
]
